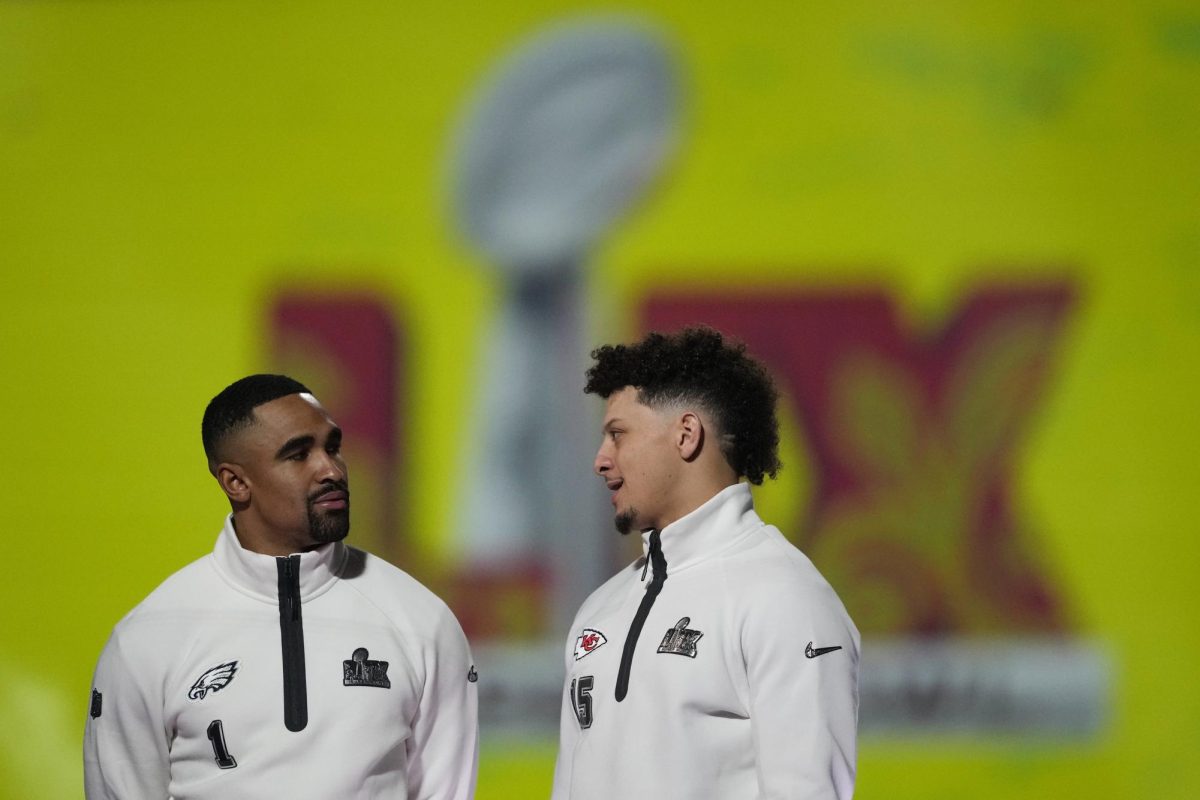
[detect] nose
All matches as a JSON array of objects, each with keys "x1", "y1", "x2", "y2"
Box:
[
  {"x1": 316, "y1": 449, "x2": 347, "y2": 483},
  {"x1": 594, "y1": 441, "x2": 612, "y2": 477}
]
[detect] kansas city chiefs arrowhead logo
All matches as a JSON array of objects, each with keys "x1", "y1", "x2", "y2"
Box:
[
  {"x1": 188, "y1": 661, "x2": 239, "y2": 700},
  {"x1": 574, "y1": 628, "x2": 608, "y2": 660}
]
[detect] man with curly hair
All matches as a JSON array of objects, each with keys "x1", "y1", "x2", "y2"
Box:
[{"x1": 552, "y1": 326, "x2": 859, "y2": 800}]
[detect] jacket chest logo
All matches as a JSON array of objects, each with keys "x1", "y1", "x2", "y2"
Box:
[
  {"x1": 188, "y1": 661, "x2": 239, "y2": 700},
  {"x1": 343, "y1": 647, "x2": 391, "y2": 688},
  {"x1": 657, "y1": 617, "x2": 703, "y2": 658},
  {"x1": 574, "y1": 628, "x2": 608, "y2": 660}
]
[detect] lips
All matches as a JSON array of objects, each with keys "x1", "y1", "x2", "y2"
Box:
[
  {"x1": 605, "y1": 478, "x2": 623, "y2": 506},
  {"x1": 311, "y1": 488, "x2": 349, "y2": 511}
]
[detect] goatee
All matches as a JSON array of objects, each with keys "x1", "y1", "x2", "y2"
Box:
[
  {"x1": 307, "y1": 483, "x2": 351, "y2": 543},
  {"x1": 308, "y1": 506, "x2": 350, "y2": 543}
]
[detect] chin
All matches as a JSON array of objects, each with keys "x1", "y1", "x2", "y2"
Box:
[
  {"x1": 309, "y1": 510, "x2": 351, "y2": 544},
  {"x1": 614, "y1": 508, "x2": 638, "y2": 536}
]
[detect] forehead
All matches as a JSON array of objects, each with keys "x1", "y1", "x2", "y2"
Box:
[
  {"x1": 246, "y1": 393, "x2": 337, "y2": 444},
  {"x1": 603, "y1": 386, "x2": 654, "y2": 423}
]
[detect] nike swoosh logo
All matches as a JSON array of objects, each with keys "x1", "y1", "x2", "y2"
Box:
[{"x1": 805, "y1": 641, "x2": 842, "y2": 658}]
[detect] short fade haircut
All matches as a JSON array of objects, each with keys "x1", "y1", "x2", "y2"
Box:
[
  {"x1": 201, "y1": 374, "x2": 311, "y2": 462},
  {"x1": 584, "y1": 326, "x2": 781, "y2": 484}
]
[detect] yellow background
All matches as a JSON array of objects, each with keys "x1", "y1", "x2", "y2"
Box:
[{"x1": 2, "y1": 1, "x2": 1198, "y2": 797}]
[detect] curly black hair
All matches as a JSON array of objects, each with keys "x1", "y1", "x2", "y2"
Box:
[
  {"x1": 201, "y1": 374, "x2": 311, "y2": 463},
  {"x1": 584, "y1": 326, "x2": 781, "y2": 484}
]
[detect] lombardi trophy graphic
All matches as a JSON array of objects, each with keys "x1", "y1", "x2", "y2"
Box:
[{"x1": 448, "y1": 17, "x2": 682, "y2": 634}]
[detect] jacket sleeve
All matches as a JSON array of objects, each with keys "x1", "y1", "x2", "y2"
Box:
[
  {"x1": 405, "y1": 607, "x2": 479, "y2": 800},
  {"x1": 741, "y1": 577, "x2": 860, "y2": 799},
  {"x1": 83, "y1": 631, "x2": 171, "y2": 799}
]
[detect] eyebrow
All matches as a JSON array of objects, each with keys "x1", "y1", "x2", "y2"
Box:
[
  {"x1": 275, "y1": 435, "x2": 315, "y2": 460},
  {"x1": 276, "y1": 426, "x2": 343, "y2": 459}
]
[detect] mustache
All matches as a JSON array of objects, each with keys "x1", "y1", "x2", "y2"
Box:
[{"x1": 308, "y1": 480, "x2": 350, "y2": 504}]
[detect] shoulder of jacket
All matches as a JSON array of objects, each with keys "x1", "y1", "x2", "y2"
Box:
[
  {"x1": 102, "y1": 554, "x2": 221, "y2": 663},
  {"x1": 717, "y1": 525, "x2": 845, "y2": 604},
  {"x1": 116, "y1": 553, "x2": 219, "y2": 623},
  {"x1": 338, "y1": 547, "x2": 462, "y2": 634}
]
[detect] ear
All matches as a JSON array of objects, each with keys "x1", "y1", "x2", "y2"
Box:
[
  {"x1": 215, "y1": 462, "x2": 251, "y2": 505},
  {"x1": 676, "y1": 411, "x2": 704, "y2": 461}
]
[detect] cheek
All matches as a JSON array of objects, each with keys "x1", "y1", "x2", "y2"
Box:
[
  {"x1": 622, "y1": 447, "x2": 663, "y2": 489},
  {"x1": 259, "y1": 476, "x2": 305, "y2": 510},
  {"x1": 647, "y1": 449, "x2": 679, "y2": 490}
]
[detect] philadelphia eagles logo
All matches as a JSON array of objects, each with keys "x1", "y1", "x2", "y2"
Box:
[{"x1": 188, "y1": 661, "x2": 239, "y2": 700}]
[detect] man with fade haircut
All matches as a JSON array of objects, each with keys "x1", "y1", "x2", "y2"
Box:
[
  {"x1": 84, "y1": 374, "x2": 478, "y2": 799},
  {"x1": 552, "y1": 327, "x2": 859, "y2": 800}
]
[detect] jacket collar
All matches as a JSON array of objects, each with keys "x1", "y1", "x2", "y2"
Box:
[
  {"x1": 211, "y1": 514, "x2": 347, "y2": 603},
  {"x1": 639, "y1": 483, "x2": 762, "y2": 574}
]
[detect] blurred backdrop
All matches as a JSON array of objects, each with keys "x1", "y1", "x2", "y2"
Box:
[{"x1": 2, "y1": 1, "x2": 1198, "y2": 798}]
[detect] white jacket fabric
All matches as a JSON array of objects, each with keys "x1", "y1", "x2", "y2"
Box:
[
  {"x1": 84, "y1": 518, "x2": 478, "y2": 799},
  {"x1": 552, "y1": 483, "x2": 859, "y2": 800}
]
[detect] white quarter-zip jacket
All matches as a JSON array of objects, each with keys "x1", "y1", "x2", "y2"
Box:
[
  {"x1": 84, "y1": 518, "x2": 478, "y2": 799},
  {"x1": 552, "y1": 483, "x2": 859, "y2": 800}
]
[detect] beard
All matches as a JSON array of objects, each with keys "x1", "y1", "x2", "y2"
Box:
[
  {"x1": 307, "y1": 483, "x2": 351, "y2": 544},
  {"x1": 308, "y1": 506, "x2": 349, "y2": 543},
  {"x1": 614, "y1": 507, "x2": 638, "y2": 535}
]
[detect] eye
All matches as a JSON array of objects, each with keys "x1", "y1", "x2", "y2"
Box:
[
  {"x1": 609, "y1": 430, "x2": 622, "y2": 442},
  {"x1": 287, "y1": 450, "x2": 308, "y2": 462}
]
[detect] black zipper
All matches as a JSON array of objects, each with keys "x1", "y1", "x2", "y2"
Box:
[
  {"x1": 615, "y1": 530, "x2": 667, "y2": 702},
  {"x1": 276, "y1": 555, "x2": 308, "y2": 732}
]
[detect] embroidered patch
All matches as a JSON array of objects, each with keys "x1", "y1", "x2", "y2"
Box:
[
  {"x1": 657, "y1": 617, "x2": 703, "y2": 658},
  {"x1": 188, "y1": 661, "x2": 239, "y2": 700},
  {"x1": 574, "y1": 628, "x2": 608, "y2": 660},
  {"x1": 90, "y1": 689, "x2": 103, "y2": 719},
  {"x1": 343, "y1": 647, "x2": 391, "y2": 688},
  {"x1": 468, "y1": 665, "x2": 479, "y2": 683}
]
